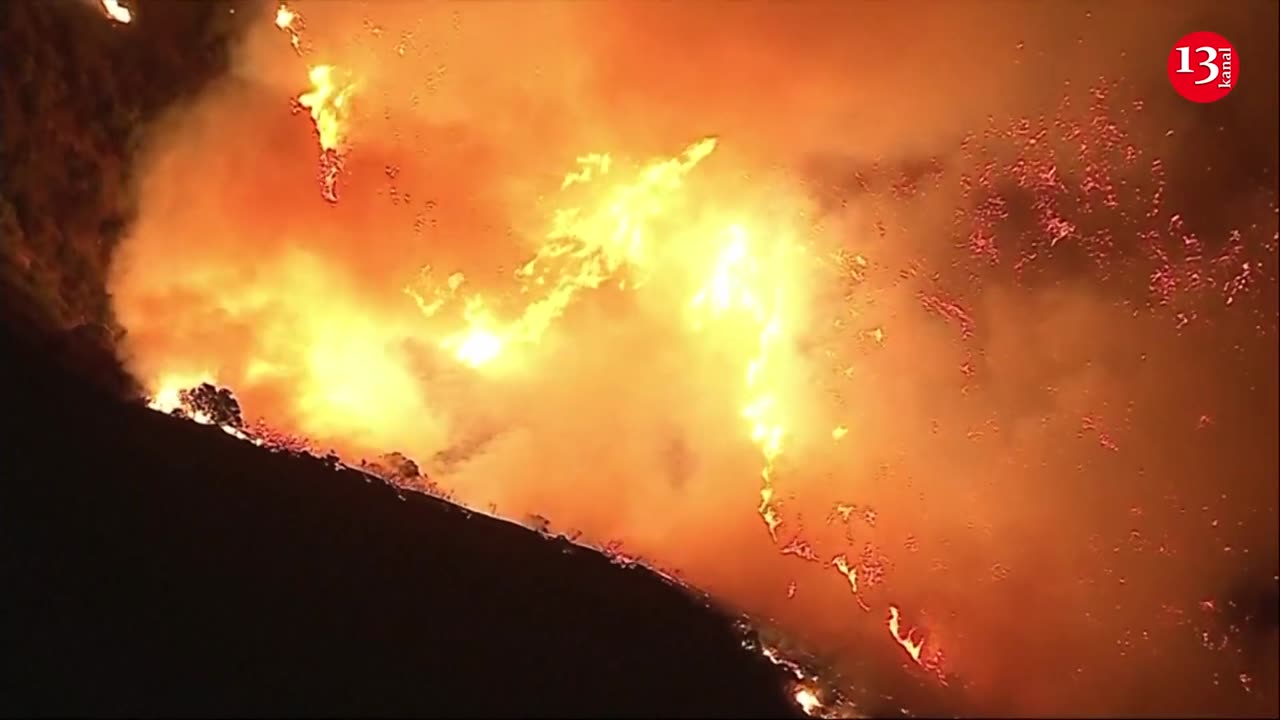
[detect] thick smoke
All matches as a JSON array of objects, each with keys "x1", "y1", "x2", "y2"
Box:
[{"x1": 109, "y1": 1, "x2": 1277, "y2": 716}]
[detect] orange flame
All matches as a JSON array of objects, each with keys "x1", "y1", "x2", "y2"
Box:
[{"x1": 887, "y1": 604, "x2": 926, "y2": 664}]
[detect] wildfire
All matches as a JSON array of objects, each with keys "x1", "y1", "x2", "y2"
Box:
[
  {"x1": 100, "y1": 0, "x2": 132, "y2": 24},
  {"x1": 129, "y1": 5, "x2": 989, "y2": 704}
]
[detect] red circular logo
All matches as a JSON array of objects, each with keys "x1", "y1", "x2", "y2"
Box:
[{"x1": 1168, "y1": 32, "x2": 1239, "y2": 103}]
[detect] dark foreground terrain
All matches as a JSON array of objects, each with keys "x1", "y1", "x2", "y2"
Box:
[{"x1": 0, "y1": 316, "x2": 803, "y2": 717}]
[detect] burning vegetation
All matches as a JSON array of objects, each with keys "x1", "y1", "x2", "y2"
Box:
[{"x1": 6, "y1": 0, "x2": 1276, "y2": 716}]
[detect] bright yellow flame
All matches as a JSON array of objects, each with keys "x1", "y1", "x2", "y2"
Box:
[
  {"x1": 146, "y1": 372, "x2": 215, "y2": 414},
  {"x1": 294, "y1": 64, "x2": 356, "y2": 202},
  {"x1": 274, "y1": 3, "x2": 296, "y2": 29},
  {"x1": 452, "y1": 328, "x2": 505, "y2": 368},
  {"x1": 689, "y1": 223, "x2": 789, "y2": 541},
  {"x1": 100, "y1": 0, "x2": 132, "y2": 24},
  {"x1": 794, "y1": 686, "x2": 823, "y2": 715},
  {"x1": 298, "y1": 65, "x2": 355, "y2": 152}
]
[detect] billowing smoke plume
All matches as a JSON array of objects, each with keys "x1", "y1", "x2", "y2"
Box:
[{"x1": 109, "y1": 2, "x2": 1278, "y2": 716}]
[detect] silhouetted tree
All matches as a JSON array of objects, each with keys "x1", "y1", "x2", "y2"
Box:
[
  {"x1": 361, "y1": 451, "x2": 436, "y2": 493},
  {"x1": 178, "y1": 383, "x2": 243, "y2": 428},
  {"x1": 379, "y1": 452, "x2": 421, "y2": 481}
]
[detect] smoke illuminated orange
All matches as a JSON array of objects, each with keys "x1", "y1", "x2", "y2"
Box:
[{"x1": 106, "y1": 3, "x2": 1280, "y2": 718}]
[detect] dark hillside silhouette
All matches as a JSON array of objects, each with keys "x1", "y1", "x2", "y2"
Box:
[{"x1": 0, "y1": 321, "x2": 804, "y2": 717}]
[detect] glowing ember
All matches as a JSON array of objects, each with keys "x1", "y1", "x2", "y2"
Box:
[{"x1": 100, "y1": 0, "x2": 132, "y2": 24}]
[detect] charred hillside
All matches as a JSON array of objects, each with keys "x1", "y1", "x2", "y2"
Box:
[{"x1": 0, "y1": 321, "x2": 804, "y2": 717}]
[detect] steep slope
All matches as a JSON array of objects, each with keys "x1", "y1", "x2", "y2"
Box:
[{"x1": 0, "y1": 321, "x2": 805, "y2": 717}]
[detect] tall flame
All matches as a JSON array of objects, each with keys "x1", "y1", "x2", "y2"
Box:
[
  {"x1": 295, "y1": 64, "x2": 355, "y2": 202},
  {"x1": 297, "y1": 64, "x2": 354, "y2": 153},
  {"x1": 689, "y1": 223, "x2": 789, "y2": 540}
]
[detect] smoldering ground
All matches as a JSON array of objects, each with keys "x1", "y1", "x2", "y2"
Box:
[{"x1": 107, "y1": 1, "x2": 1277, "y2": 716}]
